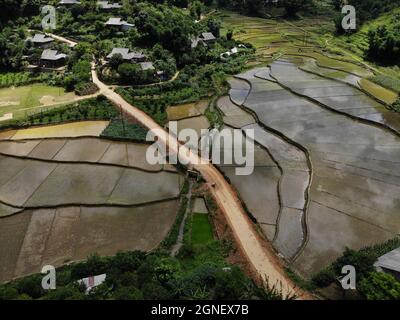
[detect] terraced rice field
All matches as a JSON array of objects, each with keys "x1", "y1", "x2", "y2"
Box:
[
  {"x1": 0, "y1": 131, "x2": 183, "y2": 282},
  {"x1": 0, "y1": 202, "x2": 179, "y2": 282},
  {"x1": 166, "y1": 100, "x2": 211, "y2": 137},
  {"x1": 166, "y1": 100, "x2": 209, "y2": 121},
  {"x1": 224, "y1": 64, "x2": 400, "y2": 277}
]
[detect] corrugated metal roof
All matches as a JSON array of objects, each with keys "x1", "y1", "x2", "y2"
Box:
[
  {"x1": 41, "y1": 49, "x2": 67, "y2": 61},
  {"x1": 107, "y1": 48, "x2": 145, "y2": 60},
  {"x1": 27, "y1": 34, "x2": 54, "y2": 43},
  {"x1": 374, "y1": 247, "x2": 400, "y2": 273}
]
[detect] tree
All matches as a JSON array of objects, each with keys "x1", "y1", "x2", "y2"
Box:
[
  {"x1": 226, "y1": 29, "x2": 233, "y2": 41},
  {"x1": 213, "y1": 266, "x2": 255, "y2": 300},
  {"x1": 207, "y1": 19, "x2": 221, "y2": 37},
  {"x1": 392, "y1": 98, "x2": 400, "y2": 112},
  {"x1": 0, "y1": 27, "x2": 25, "y2": 70},
  {"x1": 367, "y1": 24, "x2": 400, "y2": 62},
  {"x1": 190, "y1": 1, "x2": 203, "y2": 20},
  {"x1": 359, "y1": 272, "x2": 400, "y2": 300},
  {"x1": 0, "y1": 285, "x2": 18, "y2": 300},
  {"x1": 332, "y1": 248, "x2": 375, "y2": 281},
  {"x1": 109, "y1": 54, "x2": 124, "y2": 70},
  {"x1": 113, "y1": 286, "x2": 143, "y2": 300},
  {"x1": 72, "y1": 60, "x2": 91, "y2": 84},
  {"x1": 281, "y1": 0, "x2": 313, "y2": 18},
  {"x1": 118, "y1": 63, "x2": 141, "y2": 84}
]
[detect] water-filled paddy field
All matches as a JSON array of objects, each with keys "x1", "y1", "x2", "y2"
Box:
[
  {"x1": 227, "y1": 65, "x2": 400, "y2": 277},
  {"x1": 0, "y1": 127, "x2": 184, "y2": 282}
]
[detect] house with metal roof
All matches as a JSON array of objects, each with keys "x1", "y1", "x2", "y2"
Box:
[
  {"x1": 105, "y1": 17, "x2": 134, "y2": 31},
  {"x1": 106, "y1": 48, "x2": 146, "y2": 62},
  {"x1": 374, "y1": 247, "x2": 400, "y2": 280},
  {"x1": 200, "y1": 32, "x2": 217, "y2": 43},
  {"x1": 97, "y1": 1, "x2": 122, "y2": 10},
  {"x1": 191, "y1": 32, "x2": 217, "y2": 48},
  {"x1": 139, "y1": 62, "x2": 155, "y2": 71},
  {"x1": 59, "y1": 0, "x2": 81, "y2": 5},
  {"x1": 39, "y1": 49, "x2": 67, "y2": 69},
  {"x1": 26, "y1": 34, "x2": 54, "y2": 49}
]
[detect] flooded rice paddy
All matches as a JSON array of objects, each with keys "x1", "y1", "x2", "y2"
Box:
[
  {"x1": 227, "y1": 63, "x2": 400, "y2": 277},
  {"x1": 0, "y1": 201, "x2": 179, "y2": 282},
  {"x1": 0, "y1": 131, "x2": 183, "y2": 282}
]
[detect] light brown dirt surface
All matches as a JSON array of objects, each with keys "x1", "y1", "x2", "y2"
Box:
[{"x1": 8, "y1": 121, "x2": 109, "y2": 140}]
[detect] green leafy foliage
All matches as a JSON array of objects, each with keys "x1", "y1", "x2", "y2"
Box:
[
  {"x1": 311, "y1": 237, "x2": 400, "y2": 299},
  {"x1": 359, "y1": 272, "x2": 400, "y2": 300},
  {"x1": 392, "y1": 97, "x2": 400, "y2": 112},
  {"x1": 367, "y1": 20, "x2": 400, "y2": 63},
  {"x1": 0, "y1": 95, "x2": 118, "y2": 129},
  {"x1": 0, "y1": 248, "x2": 285, "y2": 300},
  {"x1": 101, "y1": 120, "x2": 149, "y2": 141}
]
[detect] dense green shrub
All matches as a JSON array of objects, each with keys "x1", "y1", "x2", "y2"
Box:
[
  {"x1": 311, "y1": 237, "x2": 400, "y2": 299},
  {"x1": 392, "y1": 97, "x2": 400, "y2": 112},
  {"x1": 367, "y1": 23, "x2": 400, "y2": 63},
  {"x1": 101, "y1": 120, "x2": 148, "y2": 140},
  {"x1": 359, "y1": 272, "x2": 400, "y2": 300},
  {"x1": 331, "y1": 248, "x2": 375, "y2": 280},
  {"x1": 311, "y1": 268, "x2": 336, "y2": 288}
]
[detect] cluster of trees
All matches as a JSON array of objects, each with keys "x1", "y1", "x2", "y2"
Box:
[
  {"x1": 331, "y1": 0, "x2": 400, "y2": 64},
  {"x1": 0, "y1": 27, "x2": 26, "y2": 70},
  {"x1": 0, "y1": 249, "x2": 285, "y2": 300},
  {"x1": 332, "y1": 0, "x2": 400, "y2": 25},
  {"x1": 132, "y1": 3, "x2": 195, "y2": 65},
  {"x1": 0, "y1": 0, "x2": 40, "y2": 28},
  {"x1": 312, "y1": 238, "x2": 400, "y2": 300},
  {"x1": 21, "y1": 96, "x2": 118, "y2": 127},
  {"x1": 63, "y1": 42, "x2": 97, "y2": 95},
  {"x1": 367, "y1": 17, "x2": 400, "y2": 63}
]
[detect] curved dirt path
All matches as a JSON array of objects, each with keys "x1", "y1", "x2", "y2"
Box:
[{"x1": 91, "y1": 67, "x2": 306, "y2": 299}]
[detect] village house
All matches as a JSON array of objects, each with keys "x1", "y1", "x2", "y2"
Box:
[
  {"x1": 105, "y1": 18, "x2": 134, "y2": 31},
  {"x1": 26, "y1": 34, "x2": 54, "y2": 49},
  {"x1": 97, "y1": 1, "x2": 122, "y2": 10},
  {"x1": 191, "y1": 32, "x2": 217, "y2": 48},
  {"x1": 200, "y1": 32, "x2": 217, "y2": 44},
  {"x1": 39, "y1": 49, "x2": 67, "y2": 69},
  {"x1": 374, "y1": 247, "x2": 400, "y2": 281},
  {"x1": 59, "y1": 0, "x2": 81, "y2": 5},
  {"x1": 107, "y1": 48, "x2": 147, "y2": 63},
  {"x1": 139, "y1": 62, "x2": 155, "y2": 72}
]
